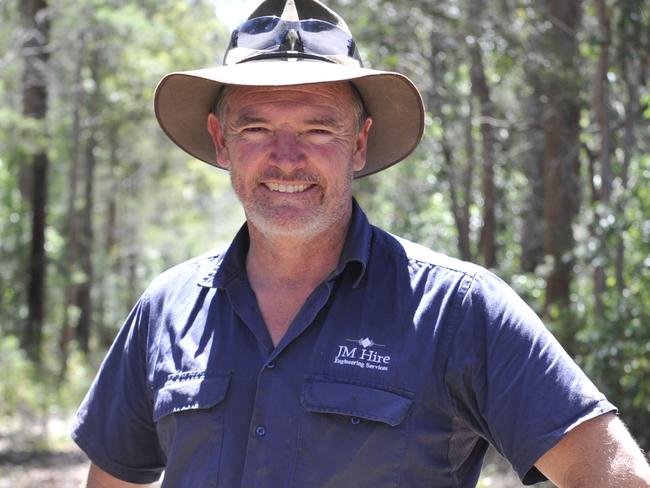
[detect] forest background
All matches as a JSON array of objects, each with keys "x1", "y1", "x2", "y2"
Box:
[{"x1": 1, "y1": 0, "x2": 649, "y2": 483}]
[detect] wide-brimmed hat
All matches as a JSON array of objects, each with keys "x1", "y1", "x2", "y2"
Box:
[{"x1": 154, "y1": 0, "x2": 424, "y2": 178}]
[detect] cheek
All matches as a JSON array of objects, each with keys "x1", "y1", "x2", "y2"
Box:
[
  {"x1": 226, "y1": 145, "x2": 264, "y2": 175},
  {"x1": 310, "y1": 139, "x2": 355, "y2": 160},
  {"x1": 233, "y1": 139, "x2": 275, "y2": 162}
]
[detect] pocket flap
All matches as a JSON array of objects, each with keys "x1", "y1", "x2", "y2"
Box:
[
  {"x1": 154, "y1": 371, "x2": 231, "y2": 422},
  {"x1": 301, "y1": 379, "x2": 412, "y2": 427}
]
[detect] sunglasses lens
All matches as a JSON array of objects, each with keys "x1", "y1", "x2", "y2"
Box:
[
  {"x1": 232, "y1": 17, "x2": 281, "y2": 50},
  {"x1": 230, "y1": 16, "x2": 356, "y2": 59},
  {"x1": 247, "y1": 16, "x2": 280, "y2": 34},
  {"x1": 299, "y1": 21, "x2": 356, "y2": 57},
  {"x1": 299, "y1": 20, "x2": 335, "y2": 33}
]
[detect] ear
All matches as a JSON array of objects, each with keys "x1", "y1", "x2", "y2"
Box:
[
  {"x1": 207, "y1": 113, "x2": 231, "y2": 169},
  {"x1": 352, "y1": 116, "x2": 373, "y2": 172}
]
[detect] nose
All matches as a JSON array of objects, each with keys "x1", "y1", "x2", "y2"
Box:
[{"x1": 269, "y1": 130, "x2": 305, "y2": 168}]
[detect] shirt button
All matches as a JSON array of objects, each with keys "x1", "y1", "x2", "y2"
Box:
[
  {"x1": 255, "y1": 425, "x2": 266, "y2": 437},
  {"x1": 350, "y1": 417, "x2": 361, "y2": 425},
  {"x1": 266, "y1": 362, "x2": 276, "y2": 369}
]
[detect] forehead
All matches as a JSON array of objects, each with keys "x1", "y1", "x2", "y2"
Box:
[{"x1": 222, "y1": 83, "x2": 359, "y2": 119}]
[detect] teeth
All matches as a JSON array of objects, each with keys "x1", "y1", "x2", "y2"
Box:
[{"x1": 266, "y1": 182, "x2": 311, "y2": 193}]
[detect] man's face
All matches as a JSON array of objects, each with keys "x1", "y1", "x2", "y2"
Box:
[{"x1": 207, "y1": 82, "x2": 372, "y2": 240}]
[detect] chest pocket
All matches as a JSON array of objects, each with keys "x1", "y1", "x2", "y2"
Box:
[
  {"x1": 291, "y1": 376, "x2": 413, "y2": 488},
  {"x1": 153, "y1": 371, "x2": 231, "y2": 488}
]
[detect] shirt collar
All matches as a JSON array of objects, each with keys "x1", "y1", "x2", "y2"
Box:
[
  {"x1": 198, "y1": 198, "x2": 371, "y2": 289},
  {"x1": 197, "y1": 225, "x2": 249, "y2": 288},
  {"x1": 331, "y1": 198, "x2": 371, "y2": 288}
]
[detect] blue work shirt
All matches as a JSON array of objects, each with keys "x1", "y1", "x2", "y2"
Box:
[{"x1": 72, "y1": 201, "x2": 615, "y2": 487}]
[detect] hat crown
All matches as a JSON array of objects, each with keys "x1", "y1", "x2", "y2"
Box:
[{"x1": 279, "y1": 0, "x2": 299, "y2": 21}]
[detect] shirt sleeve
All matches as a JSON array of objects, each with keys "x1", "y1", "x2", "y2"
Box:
[
  {"x1": 71, "y1": 292, "x2": 166, "y2": 484},
  {"x1": 445, "y1": 270, "x2": 617, "y2": 484}
]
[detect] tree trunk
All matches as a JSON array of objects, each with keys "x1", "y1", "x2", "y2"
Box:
[
  {"x1": 460, "y1": 110, "x2": 475, "y2": 262},
  {"x1": 429, "y1": 29, "x2": 473, "y2": 261},
  {"x1": 75, "y1": 47, "x2": 101, "y2": 354},
  {"x1": 97, "y1": 126, "x2": 120, "y2": 348},
  {"x1": 613, "y1": 0, "x2": 646, "y2": 294},
  {"x1": 593, "y1": 0, "x2": 613, "y2": 202},
  {"x1": 520, "y1": 71, "x2": 546, "y2": 273},
  {"x1": 21, "y1": 0, "x2": 50, "y2": 362},
  {"x1": 468, "y1": 0, "x2": 497, "y2": 269},
  {"x1": 540, "y1": 0, "x2": 583, "y2": 309},
  {"x1": 591, "y1": 0, "x2": 612, "y2": 317},
  {"x1": 60, "y1": 29, "x2": 86, "y2": 373},
  {"x1": 616, "y1": 58, "x2": 640, "y2": 292}
]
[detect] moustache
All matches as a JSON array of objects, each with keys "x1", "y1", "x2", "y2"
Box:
[{"x1": 256, "y1": 170, "x2": 320, "y2": 184}]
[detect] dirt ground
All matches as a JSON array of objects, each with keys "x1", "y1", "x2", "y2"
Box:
[
  {"x1": 0, "y1": 415, "x2": 91, "y2": 488},
  {"x1": 0, "y1": 447, "x2": 87, "y2": 488}
]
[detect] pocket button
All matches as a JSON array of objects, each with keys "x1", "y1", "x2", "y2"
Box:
[{"x1": 350, "y1": 417, "x2": 361, "y2": 425}]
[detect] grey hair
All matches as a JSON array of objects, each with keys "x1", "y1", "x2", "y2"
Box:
[{"x1": 212, "y1": 83, "x2": 369, "y2": 131}]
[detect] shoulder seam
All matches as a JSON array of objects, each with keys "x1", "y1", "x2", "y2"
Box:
[{"x1": 372, "y1": 226, "x2": 482, "y2": 278}]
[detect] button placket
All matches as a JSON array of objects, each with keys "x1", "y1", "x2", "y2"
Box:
[{"x1": 240, "y1": 279, "x2": 333, "y2": 486}]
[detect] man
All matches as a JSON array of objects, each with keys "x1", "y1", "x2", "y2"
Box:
[{"x1": 72, "y1": 0, "x2": 650, "y2": 487}]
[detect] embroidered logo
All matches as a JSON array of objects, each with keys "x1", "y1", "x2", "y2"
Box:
[
  {"x1": 334, "y1": 337, "x2": 391, "y2": 372},
  {"x1": 357, "y1": 337, "x2": 377, "y2": 348}
]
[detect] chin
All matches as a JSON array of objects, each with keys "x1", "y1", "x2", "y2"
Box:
[
  {"x1": 242, "y1": 196, "x2": 353, "y2": 241},
  {"x1": 246, "y1": 208, "x2": 336, "y2": 241},
  {"x1": 250, "y1": 217, "x2": 327, "y2": 240}
]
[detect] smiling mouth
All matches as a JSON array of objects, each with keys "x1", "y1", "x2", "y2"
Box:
[{"x1": 265, "y1": 182, "x2": 314, "y2": 193}]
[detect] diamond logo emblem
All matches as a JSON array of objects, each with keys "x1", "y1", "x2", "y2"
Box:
[
  {"x1": 359, "y1": 337, "x2": 374, "y2": 348},
  {"x1": 345, "y1": 337, "x2": 386, "y2": 348}
]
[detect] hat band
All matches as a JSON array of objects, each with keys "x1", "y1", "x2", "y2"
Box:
[{"x1": 223, "y1": 16, "x2": 362, "y2": 66}]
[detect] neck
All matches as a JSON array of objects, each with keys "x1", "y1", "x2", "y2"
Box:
[
  {"x1": 243, "y1": 205, "x2": 354, "y2": 346},
  {"x1": 245, "y1": 212, "x2": 351, "y2": 290}
]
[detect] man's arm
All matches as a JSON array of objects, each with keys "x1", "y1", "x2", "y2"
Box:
[
  {"x1": 85, "y1": 463, "x2": 158, "y2": 488},
  {"x1": 535, "y1": 412, "x2": 650, "y2": 487}
]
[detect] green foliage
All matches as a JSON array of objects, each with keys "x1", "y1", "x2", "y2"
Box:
[
  {"x1": 0, "y1": 334, "x2": 93, "y2": 425},
  {"x1": 570, "y1": 153, "x2": 650, "y2": 447},
  {"x1": 0, "y1": 117, "x2": 30, "y2": 335},
  {"x1": 0, "y1": 335, "x2": 40, "y2": 419}
]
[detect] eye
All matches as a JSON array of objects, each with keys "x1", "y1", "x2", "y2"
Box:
[
  {"x1": 304, "y1": 127, "x2": 336, "y2": 140},
  {"x1": 240, "y1": 126, "x2": 272, "y2": 139}
]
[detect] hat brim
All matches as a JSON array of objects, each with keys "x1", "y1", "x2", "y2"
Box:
[{"x1": 154, "y1": 59, "x2": 424, "y2": 178}]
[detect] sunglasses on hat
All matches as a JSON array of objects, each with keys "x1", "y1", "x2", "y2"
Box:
[{"x1": 224, "y1": 16, "x2": 362, "y2": 66}]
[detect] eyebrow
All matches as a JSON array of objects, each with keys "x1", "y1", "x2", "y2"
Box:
[
  {"x1": 304, "y1": 117, "x2": 344, "y2": 129},
  {"x1": 231, "y1": 115, "x2": 346, "y2": 131},
  {"x1": 231, "y1": 115, "x2": 269, "y2": 128}
]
